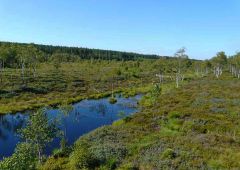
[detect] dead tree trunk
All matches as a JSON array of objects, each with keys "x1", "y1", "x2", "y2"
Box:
[
  {"x1": 176, "y1": 73, "x2": 179, "y2": 88},
  {"x1": 21, "y1": 62, "x2": 25, "y2": 86},
  {"x1": 0, "y1": 60, "x2": 3, "y2": 83},
  {"x1": 156, "y1": 73, "x2": 164, "y2": 84},
  {"x1": 214, "y1": 66, "x2": 222, "y2": 78}
]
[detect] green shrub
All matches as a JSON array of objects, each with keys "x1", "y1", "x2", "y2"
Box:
[
  {"x1": 105, "y1": 158, "x2": 117, "y2": 170},
  {"x1": 161, "y1": 148, "x2": 176, "y2": 159},
  {"x1": 69, "y1": 141, "x2": 96, "y2": 169},
  {"x1": 90, "y1": 143, "x2": 127, "y2": 165},
  {"x1": 40, "y1": 157, "x2": 69, "y2": 170},
  {"x1": 52, "y1": 146, "x2": 72, "y2": 158},
  {"x1": 168, "y1": 112, "x2": 181, "y2": 119},
  {"x1": 0, "y1": 143, "x2": 37, "y2": 170},
  {"x1": 208, "y1": 159, "x2": 225, "y2": 170},
  {"x1": 109, "y1": 97, "x2": 117, "y2": 104}
]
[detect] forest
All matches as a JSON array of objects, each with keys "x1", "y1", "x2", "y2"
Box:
[
  {"x1": 0, "y1": 41, "x2": 161, "y2": 65},
  {"x1": 1, "y1": 41, "x2": 240, "y2": 169}
]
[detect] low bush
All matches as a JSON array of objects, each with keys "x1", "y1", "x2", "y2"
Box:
[{"x1": 69, "y1": 140, "x2": 96, "y2": 169}]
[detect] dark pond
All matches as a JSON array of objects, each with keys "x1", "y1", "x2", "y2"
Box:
[{"x1": 0, "y1": 94, "x2": 142, "y2": 160}]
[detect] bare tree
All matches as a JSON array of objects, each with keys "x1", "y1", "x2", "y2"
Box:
[
  {"x1": 213, "y1": 65, "x2": 222, "y2": 78},
  {"x1": 212, "y1": 52, "x2": 227, "y2": 78},
  {"x1": 156, "y1": 72, "x2": 164, "y2": 85},
  {"x1": 0, "y1": 60, "x2": 3, "y2": 83},
  {"x1": 174, "y1": 47, "x2": 187, "y2": 88}
]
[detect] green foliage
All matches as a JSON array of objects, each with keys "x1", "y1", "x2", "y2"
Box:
[
  {"x1": 161, "y1": 148, "x2": 176, "y2": 159},
  {"x1": 211, "y1": 51, "x2": 228, "y2": 66},
  {"x1": 66, "y1": 126, "x2": 131, "y2": 169},
  {"x1": 90, "y1": 143, "x2": 127, "y2": 165},
  {"x1": 40, "y1": 157, "x2": 69, "y2": 170},
  {"x1": 139, "y1": 83, "x2": 162, "y2": 107},
  {"x1": 0, "y1": 109, "x2": 62, "y2": 169},
  {"x1": 2, "y1": 41, "x2": 239, "y2": 169},
  {"x1": 0, "y1": 41, "x2": 161, "y2": 67},
  {"x1": 150, "y1": 83, "x2": 161, "y2": 99},
  {"x1": 0, "y1": 143, "x2": 37, "y2": 170},
  {"x1": 0, "y1": 48, "x2": 198, "y2": 114},
  {"x1": 69, "y1": 141, "x2": 95, "y2": 169},
  {"x1": 104, "y1": 158, "x2": 117, "y2": 170},
  {"x1": 18, "y1": 109, "x2": 61, "y2": 163},
  {"x1": 52, "y1": 142, "x2": 72, "y2": 158},
  {"x1": 109, "y1": 97, "x2": 117, "y2": 104},
  {"x1": 60, "y1": 137, "x2": 67, "y2": 151},
  {"x1": 208, "y1": 159, "x2": 225, "y2": 170},
  {"x1": 168, "y1": 111, "x2": 181, "y2": 119},
  {"x1": 112, "y1": 119, "x2": 124, "y2": 126},
  {"x1": 43, "y1": 74, "x2": 240, "y2": 169}
]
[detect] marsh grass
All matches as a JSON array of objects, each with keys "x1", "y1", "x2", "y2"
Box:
[{"x1": 41, "y1": 74, "x2": 240, "y2": 169}]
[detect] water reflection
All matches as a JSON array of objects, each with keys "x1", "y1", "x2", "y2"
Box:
[
  {"x1": 90, "y1": 103, "x2": 108, "y2": 116},
  {"x1": 0, "y1": 94, "x2": 142, "y2": 159},
  {"x1": 0, "y1": 114, "x2": 27, "y2": 141}
]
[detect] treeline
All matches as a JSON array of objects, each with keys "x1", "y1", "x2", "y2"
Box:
[
  {"x1": 0, "y1": 41, "x2": 167, "y2": 68},
  {"x1": 227, "y1": 52, "x2": 240, "y2": 78},
  {"x1": 192, "y1": 51, "x2": 240, "y2": 78}
]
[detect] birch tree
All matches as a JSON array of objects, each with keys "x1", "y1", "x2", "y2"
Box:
[
  {"x1": 228, "y1": 52, "x2": 240, "y2": 78},
  {"x1": 0, "y1": 46, "x2": 9, "y2": 84},
  {"x1": 211, "y1": 51, "x2": 227, "y2": 78},
  {"x1": 18, "y1": 109, "x2": 61, "y2": 164},
  {"x1": 174, "y1": 47, "x2": 188, "y2": 88}
]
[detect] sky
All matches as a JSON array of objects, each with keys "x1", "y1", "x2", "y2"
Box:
[{"x1": 0, "y1": 0, "x2": 239, "y2": 59}]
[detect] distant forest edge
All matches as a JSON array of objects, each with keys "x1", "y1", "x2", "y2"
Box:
[{"x1": 0, "y1": 41, "x2": 171, "y2": 67}]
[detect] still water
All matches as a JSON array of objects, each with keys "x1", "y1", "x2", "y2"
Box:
[{"x1": 0, "y1": 94, "x2": 142, "y2": 159}]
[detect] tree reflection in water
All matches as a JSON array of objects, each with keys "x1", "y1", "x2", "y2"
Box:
[
  {"x1": 0, "y1": 114, "x2": 27, "y2": 141},
  {"x1": 72, "y1": 105, "x2": 85, "y2": 122},
  {"x1": 0, "y1": 94, "x2": 142, "y2": 160},
  {"x1": 90, "y1": 102, "x2": 108, "y2": 117}
]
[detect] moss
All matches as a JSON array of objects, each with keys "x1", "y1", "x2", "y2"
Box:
[
  {"x1": 13, "y1": 67, "x2": 240, "y2": 169},
  {"x1": 112, "y1": 119, "x2": 124, "y2": 126},
  {"x1": 208, "y1": 159, "x2": 225, "y2": 170},
  {"x1": 159, "y1": 127, "x2": 180, "y2": 137},
  {"x1": 168, "y1": 111, "x2": 181, "y2": 119},
  {"x1": 161, "y1": 148, "x2": 176, "y2": 159},
  {"x1": 40, "y1": 157, "x2": 69, "y2": 170},
  {"x1": 0, "y1": 60, "x2": 165, "y2": 114},
  {"x1": 69, "y1": 141, "x2": 96, "y2": 170}
]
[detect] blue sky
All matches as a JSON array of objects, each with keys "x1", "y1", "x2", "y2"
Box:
[{"x1": 0, "y1": 0, "x2": 239, "y2": 59}]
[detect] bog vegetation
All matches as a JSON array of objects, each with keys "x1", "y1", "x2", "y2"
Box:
[
  {"x1": 0, "y1": 42, "x2": 196, "y2": 114},
  {"x1": 1, "y1": 41, "x2": 240, "y2": 169}
]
